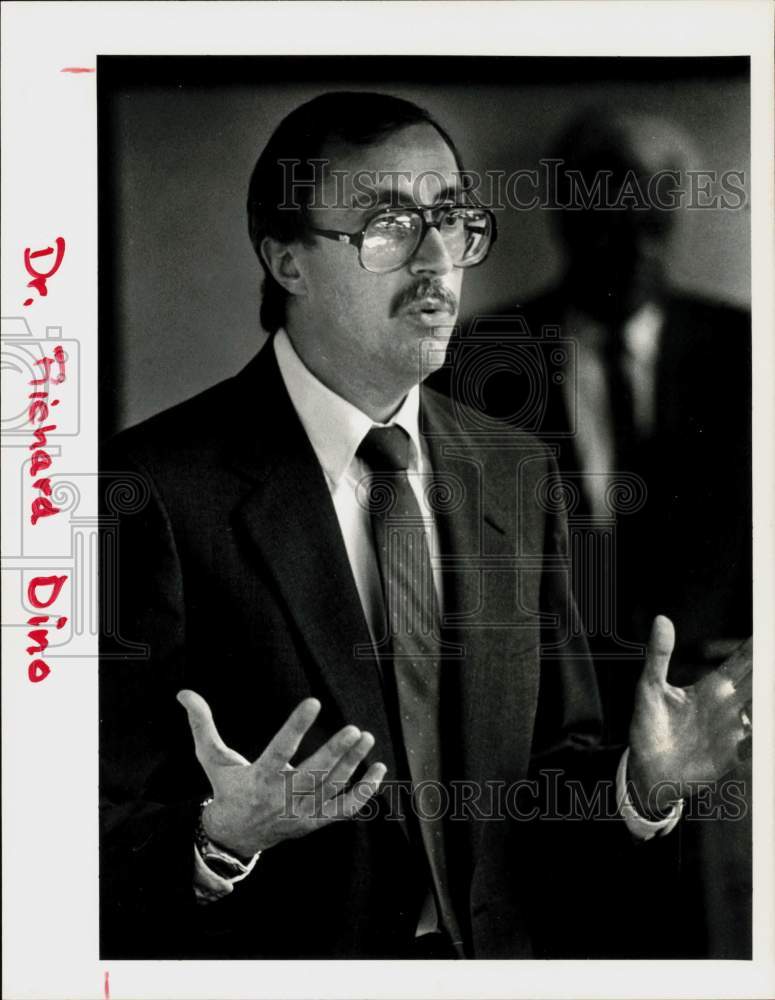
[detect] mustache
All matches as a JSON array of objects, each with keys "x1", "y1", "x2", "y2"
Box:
[{"x1": 389, "y1": 278, "x2": 459, "y2": 318}]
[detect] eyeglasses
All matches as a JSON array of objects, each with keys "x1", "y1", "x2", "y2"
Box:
[{"x1": 306, "y1": 203, "x2": 497, "y2": 274}]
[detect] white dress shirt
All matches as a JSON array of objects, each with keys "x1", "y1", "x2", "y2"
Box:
[
  {"x1": 193, "y1": 327, "x2": 681, "y2": 907},
  {"x1": 273, "y1": 327, "x2": 443, "y2": 637}
]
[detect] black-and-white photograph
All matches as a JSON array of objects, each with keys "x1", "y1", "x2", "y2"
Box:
[
  {"x1": 5, "y1": 5, "x2": 775, "y2": 997},
  {"x1": 97, "y1": 54, "x2": 753, "y2": 963}
]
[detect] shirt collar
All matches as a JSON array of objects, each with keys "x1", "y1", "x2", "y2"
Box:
[
  {"x1": 566, "y1": 301, "x2": 663, "y2": 362},
  {"x1": 273, "y1": 328, "x2": 422, "y2": 486},
  {"x1": 622, "y1": 300, "x2": 662, "y2": 364}
]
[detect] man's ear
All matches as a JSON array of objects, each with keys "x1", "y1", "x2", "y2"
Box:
[{"x1": 260, "y1": 236, "x2": 308, "y2": 298}]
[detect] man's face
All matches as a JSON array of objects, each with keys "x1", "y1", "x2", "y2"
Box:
[
  {"x1": 557, "y1": 143, "x2": 678, "y2": 323},
  {"x1": 562, "y1": 204, "x2": 673, "y2": 322},
  {"x1": 289, "y1": 123, "x2": 464, "y2": 396}
]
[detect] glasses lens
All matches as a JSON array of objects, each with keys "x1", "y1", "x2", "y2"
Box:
[
  {"x1": 359, "y1": 206, "x2": 494, "y2": 272},
  {"x1": 440, "y1": 207, "x2": 493, "y2": 267},
  {"x1": 361, "y1": 210, "x2": 422, "y2": 273}
]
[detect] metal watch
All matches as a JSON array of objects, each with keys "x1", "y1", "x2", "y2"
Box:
[{"x1": 195, "y1": 799, "x2": 256, "y2": 879}]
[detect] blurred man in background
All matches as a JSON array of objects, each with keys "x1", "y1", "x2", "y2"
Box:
[{"x1": 434, "y1": 109, "x2": 752, "y2": 957}]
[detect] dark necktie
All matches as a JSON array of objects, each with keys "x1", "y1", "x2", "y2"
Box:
[
  {"x1": 604, "y1": 326, "x2": 638, "y2": 473},
  {"x1": 603, "y1": 326, "x2": 654, "y2": 652},
  {"x1": 357, "y1": 424, "x2": 462, "y2": 950}
]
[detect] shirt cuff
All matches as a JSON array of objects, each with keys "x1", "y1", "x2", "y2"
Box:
[
  {"x1": 617, "y1": 747, "x2": 683, "y2": 841},
  {"x1": 193, "y1": 843, "x2": 261, "y2": 904}
]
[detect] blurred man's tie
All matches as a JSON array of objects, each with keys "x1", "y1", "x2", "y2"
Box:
[{"x1": 604, "y1": 325, "x2": 639, "y2": 474}]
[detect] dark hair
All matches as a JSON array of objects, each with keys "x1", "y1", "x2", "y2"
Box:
[{"x1": 247, "y1": 91, "x2": 464, "y2": 333}]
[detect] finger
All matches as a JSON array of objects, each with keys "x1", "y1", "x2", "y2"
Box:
[
  {"x1": 737, "y1": 733, "x2": 752, "y2": 762},
  {"x1": 258, "y1": 698, "x2": 322, "y2": 769},
  {"x1": 296, "y1": 724, "x2": 364, "y2": 777},
  {"x1": 720, "y1": 636, "x2": 753, "y2": 684},
  {"x1": 703, "y1": 686, "x2": 751, "y2": 753},
  {"x1": 289, "y1": 730, "x2": 376, "y2": 804},
  {"x1": 642, "y1": 615, "x2": 675, "y2": 687},
  {"x1": 177, "y1": 690, "x2": 249, "y2": 770},
  {"x1": 701, "y1": 637, "x2": 746, "y2": 663},
  {"x1": 705, "y1": 696, "x2": 751, "y2": 775},
  {"x1": 731, "y1": 668, "x2": 752, "y2": 705},
  {"x1": 320, "y1": 762, "x2": 387, "y2": 822},
  {"x1": 320, "y1": 732, "x2": 376, "y2": 798},
  {"x1": 736, "y1": 700, "x2": 752, "y2": 732}
]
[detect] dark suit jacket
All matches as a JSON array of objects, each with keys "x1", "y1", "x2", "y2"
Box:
[
  {"x1": 100, "y1": 338, "x2": 640, "y2": 960},
  {"x1": 429, "y1": 287, "x2": 753, "y2": 957}
]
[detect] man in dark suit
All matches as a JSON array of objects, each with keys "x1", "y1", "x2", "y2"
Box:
[
  {"x1": 432, "y1": 110, "x2": 752, "y2": 955},
  {"x1": 100, "y1": 93, "x2": 752, "y2": 960}
]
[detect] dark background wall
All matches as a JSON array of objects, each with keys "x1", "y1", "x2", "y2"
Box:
[{"x1": 99, "y1": 56, "x2": 750, "y2": 436}]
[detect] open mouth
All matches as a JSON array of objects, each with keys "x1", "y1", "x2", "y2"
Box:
[
  {"x1": 404, "y1": 302, "x2": 456, "y2": 328},
  {"x1": 408, "y1": 298, "x2": 452, "y2": 315}
]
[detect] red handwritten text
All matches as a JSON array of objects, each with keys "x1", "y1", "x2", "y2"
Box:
[
  {"x1": 23, "y1": 237, "x2": 70, "y2": 682},
  {"x1": 28, "y1": 346, "x2": 66, "y2": 525},
  {"x1": 26, "y1": 576, "x2": 69, "y2": 683},
  {"x1": 23, "y1": 237, "x2": 66, "y2": 307}
]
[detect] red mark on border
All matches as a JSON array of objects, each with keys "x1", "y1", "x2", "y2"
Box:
[
  {"x1": 61, "y1": 67, "x2": 95, "y2": 74},
  {"x1": 104, "y1": 970, "x2": 110, "y2": 999}
]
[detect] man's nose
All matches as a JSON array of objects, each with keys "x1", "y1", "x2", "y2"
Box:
[{"x1": 409, "y1": 225, "x2": 454, "y2": 276}]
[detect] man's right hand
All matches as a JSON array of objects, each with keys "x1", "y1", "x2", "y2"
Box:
[{"x1": 177, "y1": 690, "x2": 387, "y2": 859}]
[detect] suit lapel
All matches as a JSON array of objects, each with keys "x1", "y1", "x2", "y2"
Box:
[
  {"x1": 227, "y1": 346, "x2": 400, "y2": 781},
  {"x1": 420, "y1": 388, "x2": 542, "y2": 792}
]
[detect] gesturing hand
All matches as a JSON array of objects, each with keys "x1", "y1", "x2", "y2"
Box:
[
  {"x1": 177, "y1": 690, "x2": 387, "y2": 859},
  {"x1": 628, "y1": 616, "x2": 752, "y2": 815}
]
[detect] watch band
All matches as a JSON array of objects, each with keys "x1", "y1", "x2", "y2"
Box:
[{"x1": 195, "y1": 798, "x2": 259, "y2": 879}]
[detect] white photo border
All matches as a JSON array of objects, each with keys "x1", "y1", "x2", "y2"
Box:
[{"x1": 2, "y1": 2, "x2": 773, "y2": 998}]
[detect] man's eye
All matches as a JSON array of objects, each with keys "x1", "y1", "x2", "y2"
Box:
[
  {"x1": 442, "y1": 208, "x2": 479, "y2": 226},
  {"x1": 448, "y1": 208, "x2": 484, "y2": 223}
]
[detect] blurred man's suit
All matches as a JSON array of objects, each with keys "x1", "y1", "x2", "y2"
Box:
[
  {"x1": 101, "y1": 337, "x2": 645, "y2": 961},
  {"x1": 431, "y1": 285, "x2": 752, "y2": 956}
]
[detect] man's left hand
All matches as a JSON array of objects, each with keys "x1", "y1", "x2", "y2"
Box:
[{"x1": 628, "y1": 616, "x2": 752, "y2": 817}]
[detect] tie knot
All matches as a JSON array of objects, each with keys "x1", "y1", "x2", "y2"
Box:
[{"x1": 358, "y1": 425, "x2": 411, "y2": 473}]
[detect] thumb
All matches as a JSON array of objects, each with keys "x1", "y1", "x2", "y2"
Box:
[
  {"x1": 643, "y1": 615, "x2": 675, "y2": 687},
  {"x1": 177, "y1": 689, "x2": 249, "y2": 774}
]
